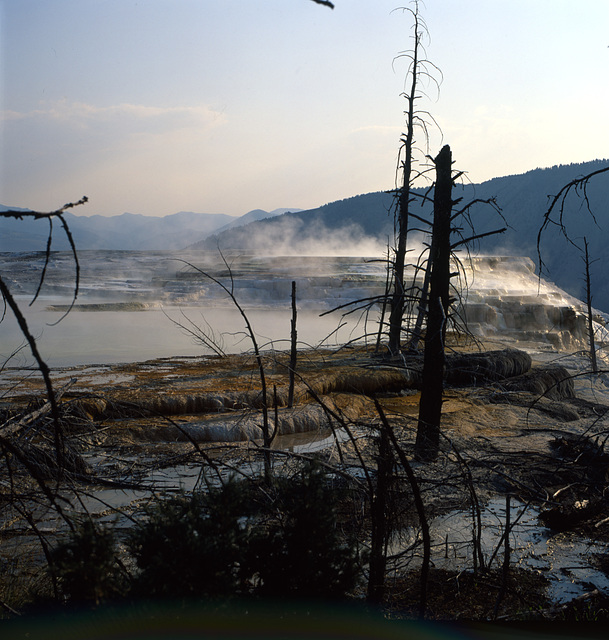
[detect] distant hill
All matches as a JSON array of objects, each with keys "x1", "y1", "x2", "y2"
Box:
[
  {"x1": 194, "y1": 159, "x2": 609, "y2": 311},
  {"x1": 192, "y1": 192, "x2": 397, "y2": 254},
  {"x1": 0, "y1": 208, "x2": 296, "y2": 251},
  {"x1": 212, "y1": 208, "x2": 302, "y2": 235}
]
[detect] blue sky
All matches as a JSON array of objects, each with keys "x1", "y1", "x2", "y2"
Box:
[{"x1": 1, "y1": 0, "x2": 607, "y2": 217}]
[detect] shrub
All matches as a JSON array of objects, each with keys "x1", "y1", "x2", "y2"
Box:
[
  {"x1": 127, "y1": 480, "x2": 252, "y2": 600},
  {"x1": 51, "y1": 465, "x2": 362, "y2": 607},
  {"x1": 249, "y1": 461, "x2": 361, "y2": 600},
  {"x1": 50, "y1": 519, "x2": 123, "y2": 606}
]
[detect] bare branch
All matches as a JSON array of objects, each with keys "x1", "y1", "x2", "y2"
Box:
[
  {"x1": 536, "y1": 165, "x2": 609, "y2": 275},
  {"x1": 450, "y1": 227, "x2": 507, "y2": 250},
  {"x1": 1, "y1": 197, "x2": 87, "y2": 320}
]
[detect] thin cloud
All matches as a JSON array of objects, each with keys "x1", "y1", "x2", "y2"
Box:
[
  {"x1": 1, "y1": 100, "x2": 227, "y2": 135},
  {"x1": 0, "y1": 100, "x2": 229, "y2": 213},
  {"x1": 350, "y1": 124, "x2": 400, "y2": 135}
]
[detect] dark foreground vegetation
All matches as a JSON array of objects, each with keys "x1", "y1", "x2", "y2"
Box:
[
  {"x1": 3, "y1": 439, "x2": 609, "y2": 639},
  {"x1": 3, "y1": 341, "x2": 609, "y2": 637},
  {"x1": 43, "y1": 461, "x2": 360, "y2": 607}
]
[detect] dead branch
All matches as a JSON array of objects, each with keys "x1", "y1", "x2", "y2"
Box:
[
  {"x1": 1, "y1": 197, "x2": 87, "y2": 320},
  {"x1": 1, "y1": 378, "x2": 77, "y2": 439},
  {"x1": 450, "y1": 227, "x2": 506, "y2": 251},
  {"x1": 174, "y1": 255, "x2": 273, "y2": 480},
  {"x1": 0, "y1": 276, "x2": 66, "y2": 473},
  {"x1": 536, "y1": 165, "x2": 609, "y2": 275}
]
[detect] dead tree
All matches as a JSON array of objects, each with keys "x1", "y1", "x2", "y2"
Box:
[
  {"x1": 536, "y1": 165, "x2": 609, "y2": 371},
  {"x1": 537, "y1": 164, "x2": 609, "y2": 278},
  {"x1": 414, "y1": 145, "x2": 453, "y2": 461},
  {"x1": 387, "y1": 1, "x2": 440, "y2": 355},
  {"x1": 0, "y1": 198, "x2": 90, "y2": 604},
  {"x1": 1, "y1": 198, "x2": 87, "y2": 478},
  {"x1": 413, "y1": 149, "x2": 505, "y2": 462},
  {"x1": 175, "y1": 256, "x2": 274, "y2": 481},
  {"x1": 583, "y1": 238, "x2": 598, "y2": 374},
  {"x1": 316, "y1": 4, "x2": 441, "y2": 354},
  {"x1": 288, "y1": 280, "x2": 298, "y2": 408}
]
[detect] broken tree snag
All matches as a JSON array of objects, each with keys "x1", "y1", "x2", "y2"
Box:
[
  {"x1": 415, "y1": 145, "x2": 453, "y2": 462},
  {"x1": 288, "y1": 280, "x2": 297, "y2": 408},
  {"x1": 583, "y1": 238, "x2": 598, "y2": 374}
]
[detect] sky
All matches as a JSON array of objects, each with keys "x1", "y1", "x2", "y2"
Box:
[{"x1": 1, "y1": 0, "x2": 608, "y2": 218}]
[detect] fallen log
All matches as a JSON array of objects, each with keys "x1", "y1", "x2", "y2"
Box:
[
  {"x1": 497, "y1": 365, "x2": 575, "y2": 400},
  {"x1": 0, "y1": 378, "x2": 77, "y2": 438},
  {"x1": 445, "y1": 348, "x2": 532, "y2": 386}
]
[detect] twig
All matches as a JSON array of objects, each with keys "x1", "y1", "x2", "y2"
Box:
[{"x1": 492, "y1": 494, "x2": 511, "y2": 620}]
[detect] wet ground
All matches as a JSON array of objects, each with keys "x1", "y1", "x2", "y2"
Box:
[{"x1": 3, "y1": 335, "x2": 609, "y2": 619}]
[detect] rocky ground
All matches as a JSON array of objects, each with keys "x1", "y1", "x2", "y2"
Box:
[{"x1": 3, "y1": 335, "x2": 609, "y2": 622}]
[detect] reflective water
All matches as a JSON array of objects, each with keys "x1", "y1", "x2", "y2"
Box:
[
  {"x1": 1, "y1": 250, "x2": 385, "y2": 367},
  {"x1": 392, "y1": 497, "x2": 609, "y2": 605}
]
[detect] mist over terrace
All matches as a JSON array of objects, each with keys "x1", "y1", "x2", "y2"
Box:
[{"x1": 1, "y1": 244, "x2": 606, "y2": 370}]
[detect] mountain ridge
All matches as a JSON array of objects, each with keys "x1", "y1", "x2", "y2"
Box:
[
  {"x1": 194, "y1": 159, "x2": 609, "y2": 311},
  {"x1": 0, "y1": 207, "x2": 296, "y2": 251}
]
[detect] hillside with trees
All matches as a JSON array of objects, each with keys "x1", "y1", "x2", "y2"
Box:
[{"x1": 197, "y1": 159, "x2": 609, "y2": 311}]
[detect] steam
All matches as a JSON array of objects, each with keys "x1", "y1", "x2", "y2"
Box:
[
  {"x1": 2, "y1": 248, "x2": 605, "y2": 370},
  {"x1": 454, "y1": 255, "x2": 581, "y2": 307},
  {"x1": 213, "y1": 218, "x2": 391, "y2": 258}
]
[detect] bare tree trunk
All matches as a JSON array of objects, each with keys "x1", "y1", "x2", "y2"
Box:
[
  {"x1": 415, "y1": 145, "x2": 453, "y2": 462},
  {"x1": 288, "y1": 280, "x2": 297, "y2": 407},
  {"x1": 584, "y1": 238, "x2": 598, "y2": 374},
  {"x1": 376, "y1": 246, "x2": 392, "y2": 353},
  {"x1": 387, "y1": 10, "x2": 422, "y2": 356},
  {"x1": 408, "y1": 258, "x2": 431, "y2": 352},
  {"x1": 387, "y1": 177, "x2": 413, "y2": 356},
  {"x1": 367, "y1": 425, "x2": 391, "y2": 604}
]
